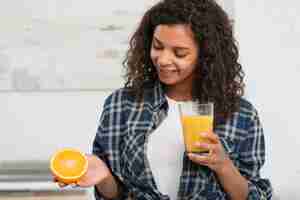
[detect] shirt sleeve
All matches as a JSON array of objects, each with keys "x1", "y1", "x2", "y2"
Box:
[
  {"x1": 92, "y1": 93, "x2": 129, "y2": 200},
  {"x1": 237, "y1": 109, "x2": 273, "y2": 200}
]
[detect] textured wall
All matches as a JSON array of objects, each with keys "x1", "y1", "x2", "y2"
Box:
[
  {"x1": 0, "y1": 0, "x2": 159, "y2": 91},
  {"x1": 0, "y1": 0, "x2": 230, "y2": 92}
]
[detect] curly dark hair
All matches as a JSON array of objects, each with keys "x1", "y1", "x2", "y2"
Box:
[{"x1": 123, "y1": 0, "x2": 245, "y2": 119}]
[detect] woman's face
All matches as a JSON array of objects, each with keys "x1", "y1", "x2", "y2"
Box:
[{"x1": 150, "y1": 24, "x2": 199, "y2": 90}]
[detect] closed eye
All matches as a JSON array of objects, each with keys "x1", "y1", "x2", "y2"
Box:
[
  {"x1": 175, "y1": 51, "x2": 188, "y2": 58},
  {"x1": 152, "y1": 37, "x2": 189, "y2": 58}
]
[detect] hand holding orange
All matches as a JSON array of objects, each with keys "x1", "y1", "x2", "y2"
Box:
[
  {"x1": 50, "y1": 148, "x2": 88, "y2": 184},
  {"x1": 51, "y1": 149, "x2": 112, "y2": 188}
]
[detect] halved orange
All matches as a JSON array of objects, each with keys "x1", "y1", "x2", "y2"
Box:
[{"x1": 50, "y1": 148, "x2": 88, "y2": 184}]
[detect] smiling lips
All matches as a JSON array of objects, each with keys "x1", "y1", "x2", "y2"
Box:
[
  {"x1": 158, "y1": 68, "x2": 179, "y2": 79},
  {"x1": 159, "y1": 68, "x2": 177, "y2": 73}
]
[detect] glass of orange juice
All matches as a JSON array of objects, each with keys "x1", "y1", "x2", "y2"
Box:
[{"x1": 178, "y1": 102, "x2": 214, "y2": 154}]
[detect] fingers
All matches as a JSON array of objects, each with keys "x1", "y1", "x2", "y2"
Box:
[
  {"x1": 189, "y1": 137, "x2": 228, "y2": 170},
  {"x1": 53, "y1": 178, "x2": 78, "y2": 188},
  {"x1": 55, "y1": 182, "x2": 79, "y2": 188},
  {"x1": 76, "y1": 180, "x2": 89, "y2": 188},
  {"x1": 57, "y1": 182, "x2": 68, "y2": 188},
  {"x1": 193, "y1": 132, "x2": 219, "y2": 154},
  {"x1": 188, "y1": 153, "x2": 212, "y2": 166},
  {"x1": 195, "y1": 142, "x2": 216, "y2": 153},
  {"x1": 199, "y1": 132, "x2": 219, "y2": 144},
  {"x1": 53, "y1": 178, "x2": 67, "y2": 188}
]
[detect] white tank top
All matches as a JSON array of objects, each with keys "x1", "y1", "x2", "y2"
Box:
[{"x1": 146, "y1": 96, "x2": 185, "y2": 199}]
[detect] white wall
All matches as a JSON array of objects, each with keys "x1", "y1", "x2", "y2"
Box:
[
  {"x1": 0, "y1": 91, "x2": 109, "y2": 161},
  {"x1": 235, "y1": 0, "x2": 300, "y2": 199},
  {"x1": 0, "y1": 0, "x2": 300, "y2": 199}
]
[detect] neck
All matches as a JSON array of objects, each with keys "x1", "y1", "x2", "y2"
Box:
[{"x1": 165, "y1": 85, "x2": 192, "y2": 101}]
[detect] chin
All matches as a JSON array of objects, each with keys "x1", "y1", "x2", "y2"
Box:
[{"x1": 159, "y1": 78, "x2": 177, "y2": 86}]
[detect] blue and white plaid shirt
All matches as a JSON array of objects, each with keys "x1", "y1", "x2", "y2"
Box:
[{"x1": 93, "y1": 82, "x2": 272, "y2": 200}]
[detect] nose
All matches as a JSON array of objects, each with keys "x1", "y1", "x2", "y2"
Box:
[{"x1": 157, "y1": 50, "x2": 172, "y2": 66}]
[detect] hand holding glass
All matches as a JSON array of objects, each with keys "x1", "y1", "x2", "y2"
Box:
[{"x1": 179, "y1": 102, "x2": 214, "y2": 154}]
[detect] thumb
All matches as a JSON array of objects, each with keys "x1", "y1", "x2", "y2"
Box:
[{"x1": 76, "y1": 180, "x2": 90, "y2": 188}]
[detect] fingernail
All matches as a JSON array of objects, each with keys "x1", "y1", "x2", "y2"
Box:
[
  {"x1": 195, "y1": 142, "x2": 201, "y2": 146},
  {"x1": 188, "y1": 153, "x2": 193, "y2": 157},
  {"x1": 200, "y1": 132, "x2": 208, "y2": 137}
]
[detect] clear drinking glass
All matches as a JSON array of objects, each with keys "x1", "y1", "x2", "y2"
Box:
[{"x1": 178, "y1": 102, "x2": 214, "y2": 154}]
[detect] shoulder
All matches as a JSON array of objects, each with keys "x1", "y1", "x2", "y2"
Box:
[
  {"x1": 231, "y1": 97, "x2": 262, "y2": 136},
  {"x1": 103, "y1": 87, "x2": 136, "y2": 108},
  {"x1": 104, "y1": 84, "x2": 159, "y2": 106},
  {"x1": 217, "y1": 98, "x2": 259, "y2": 125},
  {"x1": 98, "y1": 88, "x2": 138, "y2": 130},
  {"x1": 217, "y1": 98, "x2": 261, "y2": 134},
  {"x1": 216, "y1": 98, "x2": 264, "y2": 144},
  {"x1": 238, "y1": 97, "x2": 260, "y2": 121},
  {"x1": 102, "y1": 86, "x2": 156, "y2": 114}
]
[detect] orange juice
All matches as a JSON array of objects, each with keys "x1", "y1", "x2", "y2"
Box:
[{"x1": 181, "y1": 115, "x2": 213, "y2": 153}]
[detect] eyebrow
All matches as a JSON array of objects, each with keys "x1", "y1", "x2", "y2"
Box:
[{"x1": 153, "y1": 37, "x2": 190, "y2": 50}]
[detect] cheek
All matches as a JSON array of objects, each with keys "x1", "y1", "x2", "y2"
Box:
[
  {"x1": 182, "y1": 57, "x2": 198, "y2": 70},
  {"x1": 174, "y1": 62, "x2": 197, "y2": 78},
  {"x1": 176, "y1": 60, "x2": 196, "y2": 71}
]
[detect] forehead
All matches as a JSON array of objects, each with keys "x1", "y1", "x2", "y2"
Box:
[{"x1": 153, "y1": 24, "x2": 197, "y2": 48}]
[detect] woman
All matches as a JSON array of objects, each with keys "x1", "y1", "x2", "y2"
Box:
[{"x1": 60, "y1": 0, "x2": 273, "y2": 199}]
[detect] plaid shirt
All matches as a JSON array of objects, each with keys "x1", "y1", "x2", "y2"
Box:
[{"x1": 93, "y1": 82, "x2": 272, "y2": 200}]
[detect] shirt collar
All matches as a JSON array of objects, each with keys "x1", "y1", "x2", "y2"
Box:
[{"x1": 151, "y1": 81, "x2": 167, "y2": 111}]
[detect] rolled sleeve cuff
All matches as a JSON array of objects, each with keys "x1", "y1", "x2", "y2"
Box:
[{"x1": 247, "y1": 180, "x2": 272, "y2": 200}]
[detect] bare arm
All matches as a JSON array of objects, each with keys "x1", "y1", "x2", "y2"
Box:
[{"x1": 214, "y1": 157, "x2": 249, "y2": 200}]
